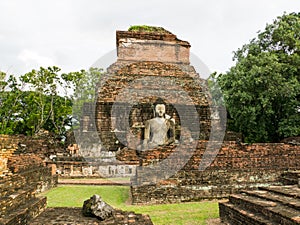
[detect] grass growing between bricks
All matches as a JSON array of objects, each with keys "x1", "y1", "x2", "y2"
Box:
[{"x1": 42, "y1": 185, "x2": 219, "y2": 225}]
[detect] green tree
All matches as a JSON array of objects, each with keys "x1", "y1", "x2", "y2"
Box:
[
  {"x1": 64, "y1": 67, "x2": 103, "y2": 128},
  {"x1": 19, "y1": 66, "x2": 70, "y2": 136},
  {"x1": 0, "y1": 71, "x2": 6, "y2": 91},
  {"x1": 0, "y1": 67, "x2": 103, "y2": 138},
  {"x1": 0, "y1": 73, "x2": 24, "y2": 134},
  {"x1": 217, "y1": 12, "x2": 300, "y2": 142}
]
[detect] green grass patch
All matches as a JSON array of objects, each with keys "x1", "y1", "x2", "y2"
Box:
[
  {"x1": 42, "y1": 185, "x2": 129, "y2": 207},
  {"x1": 122, "y1": 202, "x2": 219, "y2": 225},
  {"x1": 42, "y1": 185, "x2": 219, "y2": 225}
]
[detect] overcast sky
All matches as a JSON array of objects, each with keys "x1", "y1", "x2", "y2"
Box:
[{"x1": 1, "y1": 0, "x2": 299, "y2": 79}]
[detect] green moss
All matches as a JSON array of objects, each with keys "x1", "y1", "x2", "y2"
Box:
[{"x1": 128, "y1": 25, "x2": 171, "y2": 34}]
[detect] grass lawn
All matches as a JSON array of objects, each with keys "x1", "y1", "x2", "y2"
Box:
[{"x1": 41, "y1": 185, "x2": 219, "y2": 225}]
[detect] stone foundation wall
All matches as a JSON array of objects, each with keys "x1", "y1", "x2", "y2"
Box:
[
  {"x1": 98, "y1": 163, "x2": 136, "y2": 177},
  {"x1": 131, "y1": 141, "x2": 300, "y2": 204}
]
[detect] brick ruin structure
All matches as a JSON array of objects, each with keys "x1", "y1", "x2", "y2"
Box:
[
  {"x1": 69, "y1": 27, "x2": 212, "y2": 179},
  {"x1": 93, "y1": 28, "x2": 211, "y2": 179},
  {"x1": 93, "y1": 28, "x2": 300, "y2": 205},
  {"x1": 96, "y1": 29, "x2": 210, "y2": 151},
  {"x1": 0, "y1": 135, "x2": 153, "y2": 224},
  {"x1": 0, "y1": 135, "x2": 57, "y2": 224},
  {"x1": 0, "y1": 27, "x2": 299, "y2": 224},
  {"x1": 67, "y1": 107, "x2": 137, "y2": 178}
]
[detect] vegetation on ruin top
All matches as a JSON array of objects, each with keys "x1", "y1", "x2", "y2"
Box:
[{"x1": 128, "y1": 25, "x2": 172, "y2": 34}]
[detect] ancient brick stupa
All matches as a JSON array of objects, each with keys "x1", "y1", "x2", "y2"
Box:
[
  {"x1": 96, "y1": 26, "x2": 211, "y2": 152},
  {"x1": 95, "y1": 26, "x2": 219, "y2": 204}
]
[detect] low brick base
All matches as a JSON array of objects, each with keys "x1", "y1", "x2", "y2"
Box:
[
  {"x1": 31, "y1": 208, "x2": 153, "y2": 225},
  {"x1": 131, "y1": 169, "x2": 282, "y2": 204},
  {"x1": 131, "y1": 141, "x2": 300, "y2": 204}
]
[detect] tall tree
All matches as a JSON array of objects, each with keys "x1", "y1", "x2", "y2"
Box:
[
  {"x1": 217, "y1": 12, "x2": 300, "y2": 142},
  {"x1": 18, "y1": 66, "x2": 80, "y2": 136},
  {"x1": 63, "y1": 67, "x2": 103, "y2": 129},
  {"x1": 0, "y1": 73, "x2": 24, "y2": 134}
]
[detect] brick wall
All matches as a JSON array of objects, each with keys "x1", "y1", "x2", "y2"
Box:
[
  {"x1": 0, "y1": 134, "x2": 64, "y2": 176},
  {"x1": 116, "y1": 30, "x2": 190, "y2": 64},
  {"x1": 0, "y1": 135, "x2": 58, "y2": 192},
  {"x1": 0, "y1": 163, "x2": 56, "y2": 224},
  {"x1": 131, "y1": 141, "x2": 300, "y2": 204},
  {"x1": 0, "y1": 134, "x2": 58, "y2": 193}
]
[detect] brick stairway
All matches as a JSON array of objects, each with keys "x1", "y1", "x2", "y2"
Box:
[{"x1": 219, "y1": 171, "x2": 300, "y2": 225}]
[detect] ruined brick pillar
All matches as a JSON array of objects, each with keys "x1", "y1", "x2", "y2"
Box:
[{"x1": 0, "y1": 135, "x2": 19, "y2": 176}]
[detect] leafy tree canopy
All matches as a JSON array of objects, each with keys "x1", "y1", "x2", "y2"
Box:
[
  {"x1": 217, "y1": 12, "x2": 300, "y2": 142},
  {"x1": 0, "y1": 67, "x2": 103, "y2": 139}
]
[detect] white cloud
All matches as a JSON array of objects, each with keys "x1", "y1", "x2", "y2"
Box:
[
  {"x1": 18, "y1": 49, "x2": 55, "y2": 70},
  {"x1": 0, "y1": 0, "x2": 299, "y2": 76}
]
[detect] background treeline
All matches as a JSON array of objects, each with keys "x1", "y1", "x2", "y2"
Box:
[{"x1": 214, "y1": 12, "x2": 300, "y2": 143}]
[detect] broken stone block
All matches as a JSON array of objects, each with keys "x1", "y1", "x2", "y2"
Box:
[{"x1": 82, "y1": 194, "x2": 115, "y2": 220}]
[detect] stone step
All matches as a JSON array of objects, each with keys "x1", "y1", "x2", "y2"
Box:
[
  {"x1": 229, "y1": 193, "x2": 300, "y2": 225},
  {"x1": 281, "y1": 171, "x2": 300, "y2": 185},
  {"x1": 259, "y1": 185, "x2": 300, "y2": 199},
  {"x1": 242, "y1": 189, "x2": 300, "y2": 211},
  {"x1": 283, "y1": 171, "x2": 300, "y2": 179},
  {"x1": 282, "y1": 177, "x2": 299, "y2": 185},
  {"x1": 0, "y1": 186, "x2": 36, "y2": 217},
  {"x1": 219, "y1": 201, "x2": 273, "y2": 225},
  {"x1": 0, "y1": 196, "x2": 47, "y2": 225}
]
